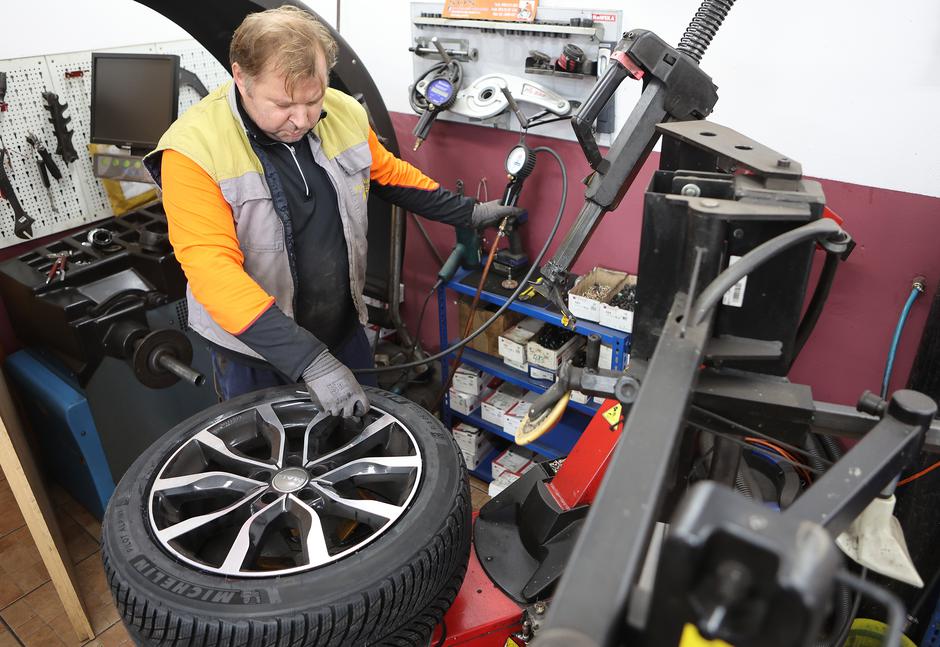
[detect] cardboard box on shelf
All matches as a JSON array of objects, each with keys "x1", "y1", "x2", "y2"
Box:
[
  {"x1": 527, "y1": 334, "x2": 585, "y2": 371},
  {"x1": 599, "y1": 275, "x2": 638, "y2": 332},
  {"x1": 453, "y1": 365, "x2": 487, "y2": 395},
  {"x1": 481, "y1": 383, "x2": 527, "y2": 427},
  {"x1": 461, "y1": 436, "x2": 494, "y2": 470},
  {"x1": 568, "y1": 267, "x2": 630, "y2": 322},
  {"x1": 570, "y1": 390, "x2": 591, "y2": 404},
  {"x1": 599, "y1": 343, "x2": 614, "y2": 370},
  {"x1": 498, "y1": 317, "x2": 544, "y2": 365},
  {"x1": 452, "y1": 421, "x2": 484, "y2": 452},
  {"x1": 528, "y1": 364, "x2": 556, "y2": 382},
  {"x1": 491, "y1": 446, "x2": 539, "y2": 481},
  {"x1": 504, "y1": 357, "x2": 528, "y2": 373},
  {"x1": 458, "y1": 300, "x2": 521, "y2": 355},
  {"x1": 449, "y1": 388, "x2": 481, "y2": 416},
  {"x1": 502, "y1": 392, "x2": 539, "y2": 437}
]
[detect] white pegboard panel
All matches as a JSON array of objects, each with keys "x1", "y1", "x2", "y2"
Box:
[
  {"x1": 410, "y1": 3, "x2": 627, "y2": 145},
  {"x1": 0, "y1": 55, "x2": 92, "y2": 245},
  {"x1": 47, "y1": 44, "x2": 160, "y2": 224},
  {"x1": 154, "y1": 40, "x2": 232, "y2": 115},
  {"x1": 0, "y1": 40, "x2": 226, "y2": 250}
]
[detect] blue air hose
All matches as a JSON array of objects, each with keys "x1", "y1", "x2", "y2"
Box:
[{"x1": 881, "y1": 279, "x2": 927, "y2": 399}]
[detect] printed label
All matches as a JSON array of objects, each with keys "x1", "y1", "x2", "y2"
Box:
[
  {"x1": 131, "y1": 556, "x2": 273, "y2": 605},
  {"x1": 592, "y1": 12, "x2": 617, "y2": 22},
  {"x1": 721, "y1": 255, "x2": 747, "y2": 308}
]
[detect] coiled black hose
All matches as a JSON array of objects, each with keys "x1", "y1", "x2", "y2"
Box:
[{"x1": 677, "y1": 0, "x2": 736, "y2": 64}]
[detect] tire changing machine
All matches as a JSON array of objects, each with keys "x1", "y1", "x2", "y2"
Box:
[{"x1": 0, "y1": 206, "x2": 216, "y2": 518}]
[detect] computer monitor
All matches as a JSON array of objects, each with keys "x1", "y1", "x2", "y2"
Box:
[{"x1": 89, "y1": 52, "x2": 180, "y2": 152}]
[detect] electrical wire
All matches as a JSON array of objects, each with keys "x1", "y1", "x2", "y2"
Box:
[
  {"x1": 690, "y1": 405, "x2": 833, "y2": 468},
  {"x1": 744, "y1": 437, "x2": 814, "y2": 484},
  {"x1": 412, "y1": 282, "x2": 440, "y2": 355},
  {"x1": 897, "y1": 459, "x2": 940, "y2": 487},
  {"x1": 439, "y1": 219, "x2": 504, "y2": 398},
  {"x1": 685, "y1": 420, "x2": 823, "y2": 480},
  {"x1": 834, "y1": 569, "x2": 905, "y2": 647},
  {"x1": 690, "y1": 219, "x2": 844, "y2": 326},
  {"x1": 882, "y1": 284, "x2": 924, "y2": 399},
  {"x1": 354, "y1": 145, "x2": 568, "y2": 375}
]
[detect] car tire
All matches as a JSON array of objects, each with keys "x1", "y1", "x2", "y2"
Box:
[{"x1": 101, "y1": 385, "x2": 470, "y2": 646}]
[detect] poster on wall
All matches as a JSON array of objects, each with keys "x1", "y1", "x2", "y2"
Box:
[{"x1": 443, "y1": 0, "x2": 538, "y2": 23}]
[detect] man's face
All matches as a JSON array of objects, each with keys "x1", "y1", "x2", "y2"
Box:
[{"x1": 233, "y1": 54, "x2": 328, "y2": 144}]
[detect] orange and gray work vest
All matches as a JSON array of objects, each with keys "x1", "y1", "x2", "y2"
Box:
[{"x1": 144, "y1": 81, "x2": 474, "y2": 379}]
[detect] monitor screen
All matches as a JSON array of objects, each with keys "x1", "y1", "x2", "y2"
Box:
[{"x1": 90, "y1": 53, "x2": 180, "y2": 151}]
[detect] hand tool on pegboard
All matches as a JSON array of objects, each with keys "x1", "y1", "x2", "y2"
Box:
[
  {"x1": 27, "y1": 132, "x2": 62, "y2": 213},
  {"x1": 42, "y1": 91, "x2": 78, "y2": 165},
  {"x1": 0, "y1": 72, "x2": 8, "y2": 118},
  {"x1": 0, "y1": 148, "x2": 36, "y2": 239}
]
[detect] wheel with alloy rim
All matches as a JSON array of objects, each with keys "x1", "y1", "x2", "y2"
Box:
[{"x1": 102, "y1": 385, "x2": 471, "y2": 646}]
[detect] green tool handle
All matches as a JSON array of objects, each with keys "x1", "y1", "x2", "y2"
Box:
[{"x1": 438, "y1": 243, "x2": 465, "y2": 283}]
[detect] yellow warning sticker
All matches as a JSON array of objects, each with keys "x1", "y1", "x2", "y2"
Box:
[
  {"x1": 504, "y1": 638, "x2": 521, "y2": 647},
  {"x1": 602, "y1": 403, "x2": 622, "y2": 425}
]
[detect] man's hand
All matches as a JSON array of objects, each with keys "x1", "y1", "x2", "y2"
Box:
[
  {"x1": 301, "y1": 352, "x2": 370, "y2": 417},
  {"x1": 470, "y1": 200, "x2": 524, "y2": 230}
]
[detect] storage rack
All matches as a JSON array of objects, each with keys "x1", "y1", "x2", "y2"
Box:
[{"x1": 438, "y1": 267, "x2": 631, "y2": 480}]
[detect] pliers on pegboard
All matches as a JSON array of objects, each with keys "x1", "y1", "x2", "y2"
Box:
[{"x1": 27, "y1": 132, "x2": 62, "y2": 213}]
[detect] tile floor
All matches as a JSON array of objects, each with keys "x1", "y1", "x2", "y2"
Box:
[{"x1": 0, "y1": 469, "x2": 491, "y2": 647}]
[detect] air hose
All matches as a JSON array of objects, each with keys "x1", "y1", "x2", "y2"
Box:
[
  {"x1": 881, "y1": 278, "x2": 926, "y2": 398},
  {"x1": 355, "y1": 146, "x2": 568, "y2": 375}
]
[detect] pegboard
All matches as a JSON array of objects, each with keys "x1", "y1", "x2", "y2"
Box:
[
  {"x1": 0, "y1": 39, "x2": 231, "y2": 250},
  {"x1": 0, "y1": 55, "x2": 89, "y2": 242},
  {"x1": 155, "y1": 40, "x2": 232, "y2": 115},
  {"x1": 410, "y1": 3, "x2": 627, "y2": 146}
]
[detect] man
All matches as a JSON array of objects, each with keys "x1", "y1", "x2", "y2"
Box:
[{"x1": 144, "y1": 6, "x2": 519, "y2": 417}]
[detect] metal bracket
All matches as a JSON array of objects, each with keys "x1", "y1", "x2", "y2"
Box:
[{"x1": 410, "y1": 37, "x2": 477, "y2": 62}]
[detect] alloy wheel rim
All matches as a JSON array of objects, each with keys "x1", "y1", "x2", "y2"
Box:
[{"x1": 148, "y1": 393, "x2": 423, "y2": 577}]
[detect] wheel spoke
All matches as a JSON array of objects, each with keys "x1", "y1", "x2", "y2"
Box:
[
  {"x1": 316, "y1": 455, "x2": 421, "y2": 487},
  {"x1": 306, "y1": 413, "x2": 397, "y2": 469},
  {"x1": 152, "y1": 471, "x2": 266, "y2": 497},
  {"x1": 287, "y1": 495, "x2": 332, "y2": 567},
  {"x1": 310, "y1": 482, "x2": 404, "y2": 527},
  {"x1": 301, "y1": 411, "x2": 331, "y2": 464},
  {"x1": 219, "y1": 495, "x2": 286, "y2": 574},
  {"x1": 193, "y1": 430, "x2": 274, "y2": 472},
  {"x1": 156, "y1": 487, "x2": 265, "y2": 542},
  {"x1": 255, "y1": 403, "x2": 288, "y2": 467}
]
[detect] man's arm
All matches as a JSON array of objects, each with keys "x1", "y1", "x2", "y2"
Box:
[
  {"x1": 161, "y1": 149, "x2": 326, "y2": 379},
  {"x1": 367, "y1": 129, "x2": 474, "y2": 225}
]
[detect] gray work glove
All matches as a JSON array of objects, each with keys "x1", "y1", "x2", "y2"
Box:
[
  {"x1": 470, "y1": 200, "x2": 525, "y2": 229},
  {"x1": 301, "y1": 352, "x2": 370, "y2": 417}
]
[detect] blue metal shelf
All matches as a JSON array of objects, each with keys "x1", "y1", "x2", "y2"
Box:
[
  {"x1": 450, "y1": 408, "x2": 581, "y2": 460},
  {"x1": 438, "y1": 268, "x2": 628, "y2": 461},
  {"x1": 448, "y1": 345, "x2": 599, "y2": 417},
  {"x1": 444, "y1": 267, "x2": 631, "y2": 370}
]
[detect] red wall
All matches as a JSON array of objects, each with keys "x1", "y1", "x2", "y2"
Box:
[{"x1": 392, "y1": 112, "x2": 940, "y2": 406}]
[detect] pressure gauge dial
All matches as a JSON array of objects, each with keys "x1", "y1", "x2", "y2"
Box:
[{"x1": 505, "y1": 144, "x2": 536, "y2": 178}]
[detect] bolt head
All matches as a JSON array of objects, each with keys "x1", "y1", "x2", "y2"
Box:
[
  {"x1": 701, "y1": 199, "x2": 720, "y2": 208},
  {"x1": 680, "y1": 183, "x2": 701, "y2": 197},
  {"x1": 777, "y1": 158, "x2": 791, "y2": 168}
]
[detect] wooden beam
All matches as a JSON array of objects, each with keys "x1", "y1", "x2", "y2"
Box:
[{"x1": 0, "y1": 368, "x2": 95, "y2": 642}]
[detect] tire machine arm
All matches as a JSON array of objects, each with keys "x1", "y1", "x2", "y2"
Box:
[{"x1": 534, "y1": 19, "x2": 722, "y2": 321}]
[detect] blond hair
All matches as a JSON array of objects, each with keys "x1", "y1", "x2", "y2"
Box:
[{"x1": 229, "y1": 6, "x2": 338, "y2": 93}]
